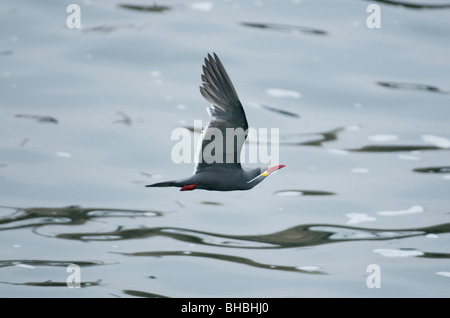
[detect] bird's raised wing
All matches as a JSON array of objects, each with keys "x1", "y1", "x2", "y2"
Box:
[{"x1": 194, "y1": 53, "x2": 249, "y2": 174}]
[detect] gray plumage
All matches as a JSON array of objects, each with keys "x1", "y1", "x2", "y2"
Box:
[{"x1": 146, "y1": 53, "x2": 284, "y2": 191}]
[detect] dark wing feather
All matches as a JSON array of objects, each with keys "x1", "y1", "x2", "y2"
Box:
[{"x1": 195, "y1": 53, "x2": 248, "y2": 174}]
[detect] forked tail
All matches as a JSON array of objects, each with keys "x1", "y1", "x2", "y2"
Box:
[
  {"x1": 146, "y1": 180, "x2": 200, "y2": 191},
  {"x1": 145, "y1": 181, "x2": 179, "y2": 188}
]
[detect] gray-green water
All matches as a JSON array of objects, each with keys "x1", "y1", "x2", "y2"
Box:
[{"x1": 1, "y1": 0, "x2": 449, "y2": 297}]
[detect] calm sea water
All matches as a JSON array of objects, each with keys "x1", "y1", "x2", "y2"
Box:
[{"x1": 1, "y1": 0, "x2": 449, "y2": 297}]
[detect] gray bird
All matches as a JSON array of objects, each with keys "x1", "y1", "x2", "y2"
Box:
[{"x1": 146, "y1": 53, "x2": 285, "y2": 191}]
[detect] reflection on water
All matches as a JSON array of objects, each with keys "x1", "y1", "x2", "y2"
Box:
[
  {"x1": 0, "y1": 280, "x2": 101, "y2": 288},
  {"x1": 280, "y1": 127, "x2": 344, "y2": 147},
  {"x1": 368, "y1": 0, "x2": 450, "y2": 9},
  {"x1": 117, "y1": 3, "x2": 172, "y2": 13},
  {"x1": 2, "y1": 204, "x2": 448, "y2": 285},
  {"x1": 15, "y1": 114, "x2": 58, "y2": 124},
  {"x1": 274, "y1": 190, "x2": 335, "y2": 196},
  {"x1": 0, "y1": 259, "x2": 108, "y2": 289},
  {"x1": 281, "y1": 127, "x2": 450, "y2": 153},
  {"x1": 116, "y1": 250, "x2": 327, "y2": 275},
  {"x1": 349, "y1": 145, "x2": 442, "y2": 152},
  {"x1": 376, "y1": 81, "x2": 449, "y2": 94},
  {"x1": 419, "y1": 251, "x2": 450, "y2": 259},
  {"x1": 0, "y1": 205, "x2": 162, "y2": 230},
  {"x1": 2, "y1": 0, "x2": 450, "y2": 297},
  {"x1": 240, "y1": 22, "x2": 327, "y2": 35},
  {"x1": 185, "y1": 123, "x2": 450, "y2": 153},
  {"x1": 3, "y1": 205, "x2": 446, "y2": 250},
  {"x1": 413, "y1": 166, "x2": 450, "y2": 173},
  {"x1": 0, "y1": 50, "x2": 13, "y2": 56},
  {"x1": 56, "y1": 221, "x2": 449, "y2": 248},
  {"x1": 122, "y1": 289, "x2": 169, "y2": 298},
  {"x1": 113, "y1": 111, "x2": 133, "y2": 126},
  {"x1": 248, "y1": 102, "x2": 301, "y2": 119},
  {"x1": 83, "y1": 23, "x2": 138, "y2": 34},
  {"x1": 0, "y1": 259, "x2": 109, "y2": 268}
]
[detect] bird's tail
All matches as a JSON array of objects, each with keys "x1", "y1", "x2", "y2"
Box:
[{"x1": 145, "y1": 180, "x2": 179, "y2": 188}]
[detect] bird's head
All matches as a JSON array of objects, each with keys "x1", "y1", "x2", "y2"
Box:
[
  {"x1": 246, "y1": 164, "x2": 286, "y2": 187},
  {"x1": 261, "y1": 165, "x2": 286, "y2": 177}
]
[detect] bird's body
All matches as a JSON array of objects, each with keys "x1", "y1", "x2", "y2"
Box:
[
  {"x1": 148, "y1": 167, "x2": 264, "y2": 191},
  {"x1": 146, "y1": 53, "x2": 285, "y2": 191}
]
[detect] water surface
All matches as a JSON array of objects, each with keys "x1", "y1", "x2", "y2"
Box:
[{"x1": 1, "y1": 0, "x2": 449, "y2": 297}]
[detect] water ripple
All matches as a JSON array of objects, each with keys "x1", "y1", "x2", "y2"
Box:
[
  {"x1": 0, "y1": 259, "x2": 110, "y2": 268},
  {"x1": 413, "y1": 166, "x2": 450, "y2": 174},
  {"x1": 0, "y1": 259, "x2": 107, "y2": 288},
  {"x1": 348, "y1": 145, "x2": 443, "y2": 152},
  {"x1": 368, "y1": 0, "x2": 450, "y2": 9},
  {"x1": 377, "y1": 81, "x2": 449, "y2": 93},
  {"x1": 52, "y1": 220, "x2": 450, "y2": 249},
  {"x1": 0, "y1": 205, "x2": 163, "y2": 230},
  {"x1": 182, "y1": 124, "x2": 450, "y2": 154},
  {"x1": 122, "y1": 289, "x2": 169, "y2": 298},
  {"x1": 117, "y1": 4, "x2": 172, "y2": 13},
  {"x1": 15, "y1": 114, "x2": 58, "y2": 124},
  {"x1": 4, "y1": 205, "x2": 448, "y2": 252},
  {"x1": 115, "y1": 250, "x2": 327, "y2": 275},
  {"x1": 240, "y1": 22, "x2": 328, "y2": 35},
  {"x1": 0, "y1": 280, "x2": 101, "y2": 288},
  {"x1": 274, "y1": 190, "x2": 336, "y2": 196}
]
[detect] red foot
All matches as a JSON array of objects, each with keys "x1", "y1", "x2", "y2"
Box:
[{"x1": 180, "y1": 183, "x2": 200, "y2": 191}]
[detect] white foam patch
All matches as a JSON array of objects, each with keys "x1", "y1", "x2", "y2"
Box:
[
  {"x1": 56, "y1": 152, "x2": 72, "y2": 158},
  {"x1": 275, "y1": 190, "x2": 303, "y2": 196},
  {"x1": 436, "y1": 272, "x2": 450, "y2": 278},
  {"x1": 346, "y1": 213, "x2": 376, "y2": 225},
  {"x1": 15, "y1": 264, "x2": 35, "y2": 269},
  {"x1": 266, "y1": 88, "x2": 301, "y2": 99},
  {"x1": 150, "y1": 70, "x2": 161, "y2": 78},
  {"x1": 345, "y1": 125, "x2": 362, "y2": 131},
  {"x1": 351, "y1": 168, "x2": 370, "y2": 174},
  {"x1": 368, "y1": 134, "x2": 399, "y2": 142},
  {"x1": 398, "y1": 154, "x2": 420, "y2": 161},
  {"x1": 373, "y1": 249, "x2": 424, "y2": 257},
  {"x1": 247, "y1": 101, "x2": 262, "y2": 108},
  {"x1": 377, "y1": 205, "x2": 424, "y2": 216},
  {"x1": 422, "y1": 134, "x2": 450, "y2": 148},
  {"x1": 327, "y1": 148, "x2": 350, "y2": 155},
  {"x1": 296, "y1": 266, "x2": 321, "y2": 272},
  {"x1": 191, "y1": 2, "x2": 213, "y2": 11}
]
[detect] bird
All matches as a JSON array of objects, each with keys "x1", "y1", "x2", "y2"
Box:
[{"x1": 146, "y1": 53, "x2": 285, "y2": 191}]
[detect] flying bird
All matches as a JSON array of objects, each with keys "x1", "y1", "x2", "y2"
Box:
[{"x1": 146, "y1": 53, "x2": 285, "y2": 191}]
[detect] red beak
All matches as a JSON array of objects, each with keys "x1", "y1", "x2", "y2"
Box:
[{"x1": 267, "y1": 164, "x2": 286, "y2": 174}]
